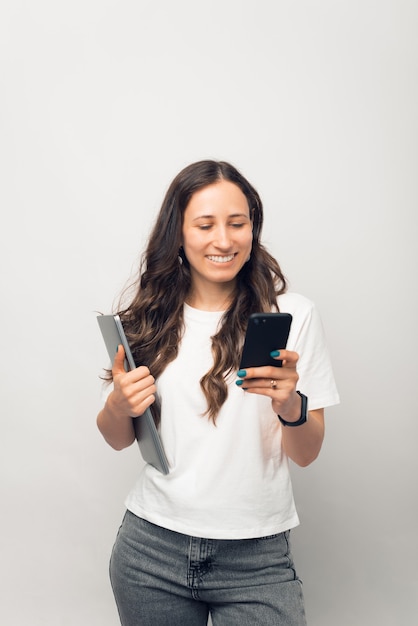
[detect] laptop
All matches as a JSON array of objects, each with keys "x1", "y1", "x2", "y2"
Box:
[{"x1": 97, "y1": 314, "x2": 169, "y2": 475}]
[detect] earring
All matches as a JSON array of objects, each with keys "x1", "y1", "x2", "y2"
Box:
[{"x1": 178, "y1": 254, "x2": 183, "y2": 265}]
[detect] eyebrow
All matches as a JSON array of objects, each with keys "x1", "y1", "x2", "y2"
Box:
[{"x1": 192, "y1": 213, "x2": 250, "y2": 222}]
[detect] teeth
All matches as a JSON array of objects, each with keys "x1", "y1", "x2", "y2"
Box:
[{"x1": 207, "y1": 255, "x2": 234, "y2": 263}]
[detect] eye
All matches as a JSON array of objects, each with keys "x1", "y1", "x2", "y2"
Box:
[
  {"x1": 198, "y1": 224, "x2": 212, "y2": 230},
  {"x1": 230, "y1": 222, "x2": 246, "y2": 228}
]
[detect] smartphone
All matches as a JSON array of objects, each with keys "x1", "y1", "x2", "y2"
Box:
[
  {"x1": 239, "y1": 312, "x2": 292, "y2": 369},
  {"x1": 97, "y1": 314, "x2": 170, "y2": 475}
]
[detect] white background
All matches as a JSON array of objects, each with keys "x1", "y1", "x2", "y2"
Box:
[{"x1": 1, "y1": 1, "x2": 417, "y2": 624}]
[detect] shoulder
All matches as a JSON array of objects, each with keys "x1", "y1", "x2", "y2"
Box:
[
  {"x1": 278, "y1": 292, "x2": 325, "y2": 349},
  {"x1": 277, "y1": 291, "x2": 315, "y2": 316}
]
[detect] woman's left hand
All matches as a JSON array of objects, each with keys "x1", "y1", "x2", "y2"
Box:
[
  {"x1": 236, "y1": 349, "x2": 302, "y2": 422},
  {"x1": 236, "y1": 349, "x2": 326, "y2": 466}
]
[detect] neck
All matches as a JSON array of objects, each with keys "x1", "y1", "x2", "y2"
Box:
[{"x1": 186, "y1": 283, "x2": 236, "y2": 311}]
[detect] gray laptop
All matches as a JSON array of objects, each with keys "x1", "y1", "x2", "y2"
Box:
[{"x1": 97, "y1": 314, "x2": 169, "y2": 475}]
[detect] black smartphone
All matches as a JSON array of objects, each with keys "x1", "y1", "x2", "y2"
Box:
[{"x1": 239, "y1": 313, "x2": 293, "y2": 369}]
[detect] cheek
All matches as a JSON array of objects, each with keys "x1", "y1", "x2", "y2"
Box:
[
  {"x1": 182, "y1": 230, "x2": 202, "y2": 255},
  {"x1": 243, "y1": 229, "x2": 253, "y2": 250}
]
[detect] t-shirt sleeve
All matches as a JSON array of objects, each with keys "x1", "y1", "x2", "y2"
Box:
[{"x1": 285, "y1": 295, "x2": 340, "y2": 411}]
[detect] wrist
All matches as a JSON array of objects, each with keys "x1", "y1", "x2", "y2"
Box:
[
  {"x1": 278, "y1": 391, "x2": 308, "y2": 427},
  {"x1": 107, "y1": 392, "x2": 132, "y2": 422}
]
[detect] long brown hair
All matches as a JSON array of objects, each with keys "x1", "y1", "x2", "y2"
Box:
[{"x1": 115, "y1": 160, "x2": 287, "y2": 423}]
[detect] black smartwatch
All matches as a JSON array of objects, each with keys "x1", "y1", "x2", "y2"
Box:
[{"x1": 278, "y1": 391, "x2": 308, "y2": 427}]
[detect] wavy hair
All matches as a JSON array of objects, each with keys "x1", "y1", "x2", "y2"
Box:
[{"x1": 115, "y1": 160, "x2": 288, "y2": 423}]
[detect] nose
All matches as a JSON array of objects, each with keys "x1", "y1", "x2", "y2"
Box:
[{"x1": 214, "y1": 225, "x2": 232, "y2": 250}]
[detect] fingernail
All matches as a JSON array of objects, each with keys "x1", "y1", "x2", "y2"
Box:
[
  {"x1": 235, "y1": 379, "x2": 244, "y2": 386},
  {"x1": 270, "y1": 350, "x2": 280, "y2": 358},
  {"x1": 237, "y1": 369, "x2": 247, "y2": 378}
]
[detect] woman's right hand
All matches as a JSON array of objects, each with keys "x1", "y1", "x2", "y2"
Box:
[{"x1": 108, "y1": 344, "x2": 157, "y2": 419}]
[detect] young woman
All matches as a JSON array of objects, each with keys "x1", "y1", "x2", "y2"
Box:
[{"x1": 97, "y1": 160, "x2": 339, "y2": 626}]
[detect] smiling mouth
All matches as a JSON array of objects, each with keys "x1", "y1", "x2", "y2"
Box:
[{"x1": 206, "y1": 254, "x2": 235, "y2": 263}]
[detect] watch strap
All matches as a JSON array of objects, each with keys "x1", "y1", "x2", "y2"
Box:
[{"x1": 278, "y1": 391, "x2": 308, "y2": 427}]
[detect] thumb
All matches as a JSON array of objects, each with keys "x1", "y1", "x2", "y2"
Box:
[{"x1": 112, "y1": 344, "x2": 127, "y2": 375}]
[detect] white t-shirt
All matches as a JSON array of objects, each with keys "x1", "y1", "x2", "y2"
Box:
[{"x1": 123, "y1": 292, "x2": 339, "y2": 539}]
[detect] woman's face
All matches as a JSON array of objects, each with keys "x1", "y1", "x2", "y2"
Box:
[{"x1": 181, "y1": 180, "x2": 253, "y2": 292}]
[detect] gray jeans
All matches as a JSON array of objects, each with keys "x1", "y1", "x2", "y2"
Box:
[{"x1": 110, "y1": 510, "x2": 307, "y2": 626}]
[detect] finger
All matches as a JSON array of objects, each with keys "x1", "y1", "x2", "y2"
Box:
[
  {"x1": 270, "y1": 349, "x2": 299, "y2": 367},
  {"x1": 127, "y1": 373, "x2": 157, "y2": 413},
  {"x1": 132, "y1": 392, "x2": 156, "y2": 417},
  {"x1": 237, "y1": 362, "x2": 296, "y2": 382},
  {"x1": 243, "y1": 380, "x2": 280, "y2": 392},
  {"x1": 130, "y1": 371, "x2": 156, "y2": 393},
  {"x1": 112, "y1": 344, "x2": 127, "y2": 375},
  {"x1": 239, "y1": 377, "x2": 294, "y2": 393}
]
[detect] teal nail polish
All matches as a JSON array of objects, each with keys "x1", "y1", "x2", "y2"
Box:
[
  {"x1": 237, "y1": 369, "x2": 247, "y2": 378},
  {"x1": 270, "y1": 350, "x2": 280, "y2": 358},
  {"x1": 235, "y1": 379, "x2": 244, "y2": 386}
]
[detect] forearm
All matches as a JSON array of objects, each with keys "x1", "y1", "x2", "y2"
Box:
[
  {"x1": 96, "y1": 392, "x2": 136, "y2": 451},
  {"x1": 281, "y1": 408, "x2": 325, "y2": 467}
]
